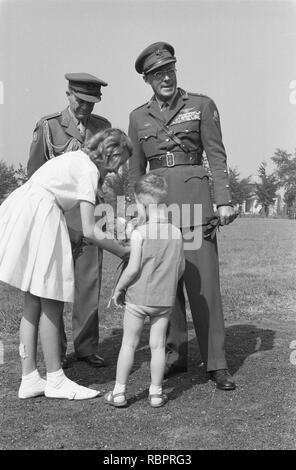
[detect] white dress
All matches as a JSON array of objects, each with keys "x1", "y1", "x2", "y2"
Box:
[{"x1": 0, "y1": 150, "x2": 98, "y2": 302}]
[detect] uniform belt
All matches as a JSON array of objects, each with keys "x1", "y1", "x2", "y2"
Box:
[{"x1": 149, "y1": 152, "x2": 201, "y2": 170}]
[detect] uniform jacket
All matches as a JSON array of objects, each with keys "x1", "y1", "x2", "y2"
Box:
[
  {"x1": 128, "y1": 88, "x2": 232, "y2": 227},
  {"x1": 27, "y1": 107, "x2": 111, "y2": 177}
]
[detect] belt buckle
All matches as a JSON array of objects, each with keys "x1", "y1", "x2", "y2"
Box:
[{"x1": 166, "y1": 152, "x2": 175, "y2": 167}]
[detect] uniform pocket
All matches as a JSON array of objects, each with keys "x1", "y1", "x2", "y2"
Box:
[
  {"x1": 171, "y1": 120, "x2": 200, "y2": 137},
  {"x1": 138, "y1": 128, "x2": 157, "y2": 142},
  {"x1": 183, "y1": 165, "x2": 208, "y2": 182},
  {"x1": 138, "y1": 128, "x2": 158, "y2": 158}
]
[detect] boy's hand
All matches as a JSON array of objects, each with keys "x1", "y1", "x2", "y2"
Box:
[{"x1": 112, "y1": 289, "x2": 126, "y2": 307}]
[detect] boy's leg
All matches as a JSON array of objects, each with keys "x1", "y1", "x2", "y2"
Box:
[
  {"x1": 150, "y1": 310, "x2": 171, "y2": 387},
  {"x1": 115, "y1": 305, "x2": 145, "y2": 386}
]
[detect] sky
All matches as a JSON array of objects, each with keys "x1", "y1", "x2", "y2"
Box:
[{"x1": 0, "y1": 0, "x2": 295, "y2": 179}]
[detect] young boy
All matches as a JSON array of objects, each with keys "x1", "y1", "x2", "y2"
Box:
[{"x1": 104, "y1": 173, "x2": 185, "y2": 408}]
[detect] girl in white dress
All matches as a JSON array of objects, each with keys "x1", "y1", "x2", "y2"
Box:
[{"x1": 0, "y1": 128, "x2": 132, "y2": 400}]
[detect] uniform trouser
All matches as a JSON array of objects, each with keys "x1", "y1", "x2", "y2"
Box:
[
  {"x1": 166, "y1": 231, "x2": 228, "y2": 372},
  {"x1": 60, "y1": 243, "x2": 103, "y2": 358}
]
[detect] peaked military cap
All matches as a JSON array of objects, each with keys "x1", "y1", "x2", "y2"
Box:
[
  {"x1": 135, "y1": 42, "x2": 176, "y2": 75},
  {"x1": 65, "y1": 73, "x2": 108, "y2": 103}
]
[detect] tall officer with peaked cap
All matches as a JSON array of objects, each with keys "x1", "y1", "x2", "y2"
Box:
[
  {"x1": 27, "y1": 73, "x2": 111, "y2": 368},
  {"x1": 128, "y1": 42, "x2": 237, "y2": 390}
]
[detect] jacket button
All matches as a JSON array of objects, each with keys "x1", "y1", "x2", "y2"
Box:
[
  {"x1": 226, "y1": 185, "x2": 229, "y2": 188},
  {"x1": 224, "y1": 170, "x2": 227, "y2": 173},
  {"x1": 185, "y1": 129, "x2": 189, "y2": 133},
  {"x1": 166, "y1": 138, "x2": 169, "y2": 142}
]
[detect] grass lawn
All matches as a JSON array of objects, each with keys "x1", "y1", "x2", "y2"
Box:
[{"x1": 0, "y1": 217, "x2": 295, "y2": 450}]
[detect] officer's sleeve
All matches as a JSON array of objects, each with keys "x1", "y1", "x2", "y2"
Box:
[
  {"x1": 127, "y1": 111, "x2": 147, "y2": 199},
  {"x1": 27, "y1": 121, "x2": 48, "y2": 177},
  {"x1": 200, "y1": 99, "x2": 232, "y2": 207}
]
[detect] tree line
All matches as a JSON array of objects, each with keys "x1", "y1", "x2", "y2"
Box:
[
  {"x1": 0, "y1": 162, "x2": 28, "y2": 203},
  {"x1": 1, "y1": 148, "x2": 296, "y2": 217},
  {"x1": 228, "y1": 149, "x2": 296, "y2": 217}
]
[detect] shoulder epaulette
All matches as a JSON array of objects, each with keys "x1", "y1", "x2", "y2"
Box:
[
  {"x1": 132, "y1": 101, "x2": 149, "y2": 112},
  {"x1": 91, "y1": 114, "x2": 111, "y2": 124},
  {"x1": 187, "y1": 91, "x2": 211, "y2": 100},
  {"x1": 41, "y1": 111, "x2": 62, "y2": 122},
  {"x1": 34, "y1": 112, "x2": 61, "y2": 129}
]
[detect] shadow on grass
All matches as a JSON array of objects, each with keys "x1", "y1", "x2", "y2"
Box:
[
  {"x1": 225, "y1": 324, "x2": 275, "y2": 375},
  {"x1": 64, "y1": 321, "x2": 275, "y2": 400}
]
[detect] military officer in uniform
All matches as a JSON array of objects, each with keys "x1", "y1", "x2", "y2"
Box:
[
  {"x1": 128, "y1": 42, "x2": 237, "y2": 390},
  {"x1": 27, "y1": 73, "x2": 111, "y2": 368}
]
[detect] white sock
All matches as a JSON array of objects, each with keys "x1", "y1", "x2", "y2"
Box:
[
  {"x1": 19, "y1": 369, "x2": 46, "y2": 398},
  {"x1": 149, "y1": 384, "x2": 163, "y2": 405},
  {"x1": 22, "y1": 369, "x2": 41, "y2": 381},
  {"x1": 112, "y1": 382, "x2": 126, "y2": 403},
  {"x1": 21, "y1": 369, "x2": 45, "y2": 386},
  {"x1": 46, "y1": 368, "x2": 67, "y2": 388},
  {"x1": 149, "y1": 384, "x2": 162, "y2": 395}
]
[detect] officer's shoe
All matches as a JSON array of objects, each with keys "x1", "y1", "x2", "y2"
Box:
[
  {"x1": 164, "y1": 364, "x2": 187, "y2": 379},
  {"x1": 209, "y1": 369, "x2": 236, "y2": 390},
  {"x1": 78, "y1": 354, "x2": 106, "y2": 368}
]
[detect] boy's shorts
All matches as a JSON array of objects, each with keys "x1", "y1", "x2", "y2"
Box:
[{"x1": 125, "y1": 302, "x2": 172, "y2": 319}]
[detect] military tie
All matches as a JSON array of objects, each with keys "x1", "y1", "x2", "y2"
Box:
[{"x1": 161, "y1": 101, "x2": 169, "y2": 121}]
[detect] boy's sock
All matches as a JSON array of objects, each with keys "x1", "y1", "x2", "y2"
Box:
[
  {"x1": 45, "y1": 369, "x2": 100, "y2": 400},
  {"x1": 18, "y1": 369, "x2": 46, "y2": 399},
  {"x1": 149, "y1": 384, "x2": 163, "y2": 406},
  {"x1": 112, "y1": 382, "x2": 126, "y2": 403}
]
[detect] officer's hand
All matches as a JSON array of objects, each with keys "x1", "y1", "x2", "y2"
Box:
[{"x1": 217, "y1": 205, "x2": 238, "y2": 226}]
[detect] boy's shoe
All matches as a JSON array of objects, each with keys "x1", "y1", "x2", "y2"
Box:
[
  {"x1": 148, "y1": 393, "x2": 168, "y2": 408},
  {"x1": 18, "y1": 378, "x2": 46, "y2": 399},
  {"x1": 104, "y1": 391, "x2": 127, "y2": 408}
]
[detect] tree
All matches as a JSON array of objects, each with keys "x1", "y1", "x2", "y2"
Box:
[
  {"x1": 0, "y1": 160, "x2": 18, "y2": 203},
  {"x1": 228, "y1": 167, "x2": 253, "y2": 207},
  {"x1": 14, "y1": 163, "x2": 28, "y2": 186},
  {"x1": 255, "y1": 162, "x2": 278, "y2": 216},
  {"x1": 271, "y1": 148, "x2": 296, "y2": 216}
]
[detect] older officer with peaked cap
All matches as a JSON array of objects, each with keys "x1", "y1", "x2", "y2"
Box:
[
  {"x1": 27, "y1": 73, "x2": 111, "y2": 368},
  {"x1": 128, "y1": 42, "x2": 237, "y2": 390}
]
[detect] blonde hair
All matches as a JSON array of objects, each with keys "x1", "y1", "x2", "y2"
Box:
[
  {"x1": 83, "y1": 128, "x2": 133, "y2": 172},
  {"x1": 134, "y1": 173, "x2": 168, "y2": 206}
]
